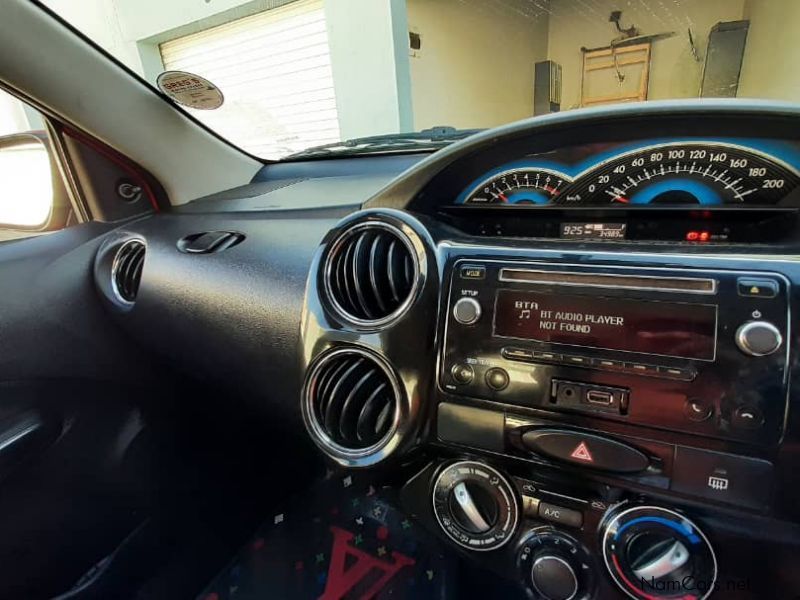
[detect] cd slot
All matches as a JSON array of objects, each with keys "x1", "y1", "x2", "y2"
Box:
[{"x1": 498, "y1": 269, "x2": 716, "y2": 294}]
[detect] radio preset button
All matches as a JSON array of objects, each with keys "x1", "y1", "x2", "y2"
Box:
[
  {"x1": 533, "y1": 350, "x2": 561, "y2": 362},
  {"x1": 594, "y1": 358, "x2": 624, "y2": 370},
  {"x1": 564, "y1": 355, "x2": 589, "y2": 366},
  {"x1": 735, "y1": 320, "x2": 783, "y2": 356},
  {"x1": 485, "y1": 367, "x2": 510, "y2": 391},
  {"x1": 625, "y1": 362, "x2": 659, "y2": 376},
  {"x1": 452, "y1": 297, "x2": 482, "y2": 325},
  {"x1": 659, "y1": 365, "x2": 697, "y2": 381},
  {"x1": 451, "y1": 363, "x2": 475, "y2": 385},
  {"x1": 502, "y1": 347, "x2": 534, "y2": 362}
]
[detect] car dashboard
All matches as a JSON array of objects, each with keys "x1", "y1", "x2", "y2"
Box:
[{"x1": 94, "y1": 102, "x2": 800, "y2": 599}]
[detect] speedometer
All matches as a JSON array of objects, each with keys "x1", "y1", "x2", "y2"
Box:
[
  {"x1": 561, "y1": 143, "x2": 800, "y2": 207},
  {"x1": 463, "y1": 168, "x2": 568, "y2": 205}
]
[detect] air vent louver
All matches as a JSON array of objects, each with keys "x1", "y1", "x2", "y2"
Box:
[
  {"x1": 326, "y1": 223, "x2": 417, "y2": 324},
  {"x1": 306, "y1": 349, "x2": 399, "y2": 452},
  {"x1": 112, "y1": 240, "x2": 145, "y2": 303}
]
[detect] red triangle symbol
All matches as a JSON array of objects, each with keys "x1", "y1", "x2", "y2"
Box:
[{"x1": 570, "y1": 441, "x2": 593, "y2": 462}]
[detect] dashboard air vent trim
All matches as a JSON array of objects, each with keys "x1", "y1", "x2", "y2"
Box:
[
  {"x1": 323, "y1": 221, "x2": 419, "y2": 328},
  {"x1": 303, "y1": 347, "x2": 402, "y2": 466},
  {"x1": 111, "y1": 239, "x2": 146, "y2": 304}
]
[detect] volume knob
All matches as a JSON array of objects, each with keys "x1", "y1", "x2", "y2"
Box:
[{"x1": 735, "y1": 321, "x2": 782, "y2": 356}]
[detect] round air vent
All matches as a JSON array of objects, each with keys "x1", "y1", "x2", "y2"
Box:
[
  {"x1": 324, "y1": 222, "x2": 419, "y2": 326},
  {"x1": 303, "y1": 348, "x2": 401, "y2": 462},
  {"x1": 111, "y1": 239, "x2": 146, "y2": 303}
]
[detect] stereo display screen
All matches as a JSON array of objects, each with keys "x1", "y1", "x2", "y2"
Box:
[{"x1": 493, "y1": 290, "x2": 717, "y2": 360}]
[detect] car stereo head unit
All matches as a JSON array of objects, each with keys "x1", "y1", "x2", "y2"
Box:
[
  {"x1": 493, "y1": 289, "x2": 718, "y2": 361},
  {"x1": 441, "y1": 260, "x2": 790, "y2": 447}
]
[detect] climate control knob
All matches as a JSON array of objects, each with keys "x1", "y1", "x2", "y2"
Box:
[
  {"x1": 735, "y1": 320, "x2": 782, "y2": 356},
  {"x1": 601, "y1": 505, "x2": 717, "y2": 600},
  {"x1": 453, "y1": 297, "x2": 482, "y2": 325},
  {"x1": 517, "y1": 529, "x2": 594, "y2": 600},
  {"x1": 432, "y1": 461, "x2": 518, "y2": 551},
  {"x1": 532, "y1": 555, "x2": 578, "y2": 600}
]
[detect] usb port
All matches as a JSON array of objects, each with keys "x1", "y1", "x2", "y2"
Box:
[{"x1": 586, "y1": 390, "x2": 614, "y2": 405}]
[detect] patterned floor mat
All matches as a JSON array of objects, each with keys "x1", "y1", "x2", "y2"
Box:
[{"x1": 197, "y1": 470, "x2": 458, "y2": 600}]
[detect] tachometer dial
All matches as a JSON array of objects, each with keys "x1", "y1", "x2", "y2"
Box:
[
  {"x1": 463, "y1": 168, "x2": 569, "y2": 205},
  {"x1": 562, "y1": 143, "x2": 800, "y2": 207}
]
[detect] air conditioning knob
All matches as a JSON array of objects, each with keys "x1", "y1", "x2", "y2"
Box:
[
  {"x1": 601, "y1": 505, "x2": 717, "y2": 600},
  {"x1": 517, "y1": 529, "x2": 594, "y2": 600},
  {"x1": 735, "y1": 320, "x2": 782, "y2": 356},
  {"x1": 432, "y1": 461, "x2": 518, "y2": 551},
  {"x1": 531, "y1": 553, "x2": 579, "y2": 600}
]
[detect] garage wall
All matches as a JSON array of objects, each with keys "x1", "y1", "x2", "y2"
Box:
[
  {"x1": 547, "y1": 0, "x2": 746, "y2": 110},
  {"x1": 738, "y1": 0, "x2": 800, "y2": 101},
  {"x1": 407, "y1": 0, "x2": 549, "y2": 130}
]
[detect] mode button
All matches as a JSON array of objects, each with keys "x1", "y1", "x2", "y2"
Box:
[{"x1": 460, "y1": 264, "x2": 486, "y2": 280}]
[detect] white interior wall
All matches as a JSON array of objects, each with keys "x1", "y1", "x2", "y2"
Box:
[
  {"x1": 738, "y1": 0, "x2": 800, "y2": 101},
  {"x1": 547, "y1": 0, "x2": 746, "y2": 110},
  {"x1": 406, "y1": 0, "x2": 549, "y2": 130}
]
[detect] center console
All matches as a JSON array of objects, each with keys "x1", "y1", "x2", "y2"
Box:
[{"x1": 301, "y1": 209, "x2": 799, "y2": 599}]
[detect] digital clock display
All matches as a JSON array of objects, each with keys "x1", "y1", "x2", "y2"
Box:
[{"x1": 560, "y1": 223, "x2": 627, "y2": 240}]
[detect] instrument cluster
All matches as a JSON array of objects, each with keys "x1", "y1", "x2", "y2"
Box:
[{"x1": 457, "y1": 139, "x2": 800, "y2": 209}]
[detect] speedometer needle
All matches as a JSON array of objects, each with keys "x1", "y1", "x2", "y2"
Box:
[
  {"x1": 497, "y1": 192, "x2": 509, "y2": 202},
  {"x1": 613, "y1": 196, "x2": 630, "y2": 204}
]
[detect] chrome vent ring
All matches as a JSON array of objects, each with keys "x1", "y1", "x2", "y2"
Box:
[
  {"x1": 323, "y1": 222, "x2": 419, "y2": 327},
  {"x1": 303, "y1": 347, "x2": 403, "y2": 464}
]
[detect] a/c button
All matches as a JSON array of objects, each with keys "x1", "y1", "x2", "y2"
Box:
[{"x1": 538, "y1": 502, "x2": 583, "y2": 528}]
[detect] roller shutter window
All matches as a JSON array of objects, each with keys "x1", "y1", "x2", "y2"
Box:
[{"x1": 160, "y1": 0, "x2": 340, "y2": 158}]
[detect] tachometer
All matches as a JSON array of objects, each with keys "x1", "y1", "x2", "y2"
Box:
[
  {"x1": 463, "y1": 168, "x2": 569, "y2": 205},
  {"x1": 562, "y1": 143, "x2": 800, "y2": 207}
]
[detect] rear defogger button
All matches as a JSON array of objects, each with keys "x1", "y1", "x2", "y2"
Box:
[{"x1": 521, "y1": 429, "x2": 650, "y2": 473}]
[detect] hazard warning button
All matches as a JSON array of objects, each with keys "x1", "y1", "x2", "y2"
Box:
[{"x1": 521, "y1": 429, "x2": 650, "y2": 473}]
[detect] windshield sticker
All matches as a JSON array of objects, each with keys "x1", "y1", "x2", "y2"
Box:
[{"x1": 156, "y1": 71, "x2": 224, "y2": 110}]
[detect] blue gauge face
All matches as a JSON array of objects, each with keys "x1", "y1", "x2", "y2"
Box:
[
  {"x1": 562, "y1": 143, "x2": 799, "y2": 207},
  {"x1": 462, "y1": 168, "x2": 569, "y2": 205},
  {"x1": 460, "y1": 142, "x2": 800, "y2": 207}
]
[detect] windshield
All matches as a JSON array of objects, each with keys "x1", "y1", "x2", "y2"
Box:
[{"x1": 44, "y1": 0, "x2": 800, "y2": 160}]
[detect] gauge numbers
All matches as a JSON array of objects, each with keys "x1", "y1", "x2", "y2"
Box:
[
  {"x1": 564, "y1": 143, "x2": 800, "y2": 206},
  {"x1": 463, "y1": 168, "x2": 568, "y2": 205}
]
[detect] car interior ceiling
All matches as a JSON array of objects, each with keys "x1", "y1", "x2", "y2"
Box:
[{"x1": 2, "y1": 1, "x2": 800, "y2": 600}]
